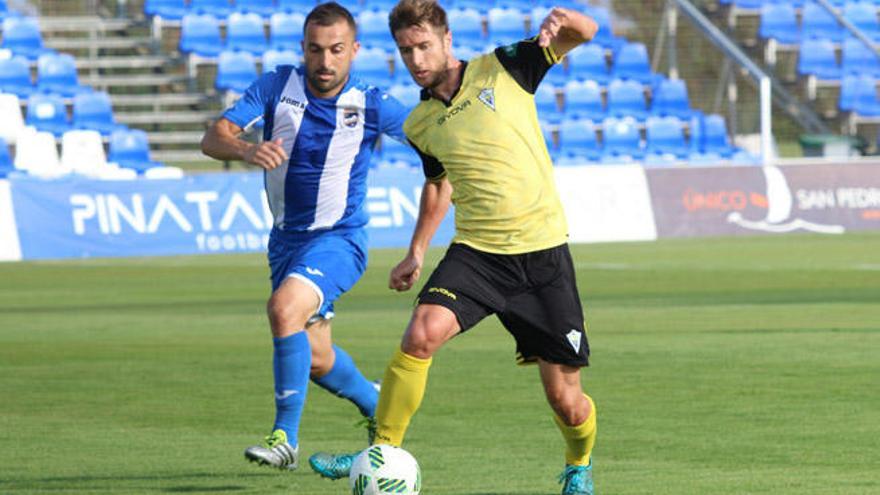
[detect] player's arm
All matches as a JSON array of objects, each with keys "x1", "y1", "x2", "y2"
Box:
[
  {"x1": 537, "y1": 7, "x2": 598, "y2": 58},
  {"x1": 389, "y1": 146, "x2": 453, "y2": 292},
  {"x1": 201, "y1": 118, "x2": 288, "y2": 170}
]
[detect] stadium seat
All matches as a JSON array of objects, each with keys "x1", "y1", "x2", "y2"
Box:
[
  {"x1": 843, "y1": 1, "x2": 880, "y2": 42},
  {"x1": 841, "y1": 36, "x2": 880, "y2": 77},
  {"x1": 702, "y1": 114, "x2": 735, "y2": 157},
  {"x1": 36, "y1": 52, "x2": 83, "y2": 97},
  {"x1": 144, "y1": 0, "x2": 188, "y2": 20},
  {"x1": 179, "y1": 12, "x2": 224, "y2": 57},
  {"x1": 388, "y1": 82, "x2": 420, "y2": 109},
  {"x1": 587, "y1": 6, "x2": 623, "y2": 52},
  {"x1": 0, "y1": 93, "x2": 25, "y2": 144},
  {"x1": 381, "y1": 135, "x2": 420, "y2": 164},
  {"x1": 838, "y1": 72, "x2": 862, "y2": 112},
  {"x1": 733, "y1": 0, "x2": 763, "y2": 10},
  {"x1": 73, "y1": 91, "x2": 124, "y2": 136},
  {"x1": 353, "y1": 46, "x2": 392, "y2": 88},
  {"x1": 558, "y1": 117, "x2": 600, "y2": 161},
  {"x1": 563, "y1": 79, "x2": 604, "y2": 122},
  {"x1": 278, "y1": 0, "x2": 316, "y2": 12},
  {"x1": 611, "y1": 42, "x2": 654, "y2": 84},
  {"x1": 645, "y1": 115, "x2": 688, "y2": 159},
  {"x1": 541, "y1": 120, "x2": 556, "y2": 152},
  {"x1": 330, "y1": 0, "x2": 363, "y2": 15},
  {"x1": 601, "y1": 117, "x2": 643, "y2": 161},
  {"x1": 227, "y1": 10, "x2": 269, "y2": 55},
  {"x1": 109, "y1": 128, "x2": 165, "y2": 173},
  {"x1": 1, "y1": 16, "x2": 47, "y2": 60},
  {"x1": 0, "y1": 55, "x2": 35, "y2": 98},
  {"x1": 488, "y1": 7, "x2": 527, "y2": 46},
  {"x1": 358, "y1": 8, "x2": 395, "y2": 49},
  {"x1": 797, "y1": 37, "x2": 841, "y2": 80},
  {"x1": 651, "y1": 78, "x2": 691, "y2": 119},
  {"x1": 544, "y1": 62, "x2": 568, "y2": 86},
  {"x1": 567, "y1": 43, "x2": 610, "y2": 85},
  {"x1": 606, "y1": 78, "x2": 648, "y2": 121},
  {"x1": 802, "y1": 2, "x2": 844, "y2": 42},
  {"x1": 852, "y1": 73, "x2": 880, "y2": 115},
  {"x1": 759, "y1": 2, "x2": 799, "y2": 45},
  {"x1": 14, "y1": 128, "x2": 63, "y2": 178},
  {"x1": 452, "y1": 44, "x2": 481, "y2": 63},
  {"x1": 270, "y1": 9, "x2": 305, "y2": 49},
  {"x1": 535, "y1": 83, "x2": 562, "y2": 123},
  {"x1": 61, "y1": 129, "x2": 115, "y2": 179},
  {"x1": 0, "y1": 136, "x2": 12, "y2": 178},
  {"x1": 454, "y1": 0, "x2": 493, "y2": 13},
  {"x1": 448, "y1": 8, "x2": 485, "y2": 49},
  {"x1": 237, "y1": 0, "x2": 277, "y2": 17},
  {"x1": 26, "y1": 91, "x2": 71, "y2": 137},
  {"x1": 262, "y1": 47, "x2": 301, "y2": 72},
  {"x1": 216, "y1": 49, "x2": 259, "y2": 93},
  {"x1": 190, "y1": 0, "x2": 234, "y2": 18}
]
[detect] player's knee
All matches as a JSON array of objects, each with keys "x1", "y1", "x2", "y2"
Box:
[
  {"x1": 547, "y1": 390, "x2": 589, "y2": 426},
  {"x1": 401, "y1": 312, "x2": 449, "y2": 359},
  {"x1": 266, "y1": 294, "x2": 311, "y2": 337}
]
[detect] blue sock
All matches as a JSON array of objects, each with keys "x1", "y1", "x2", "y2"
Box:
[
  {"x1": 272, "y1": 331, "x2": 311, "y2": 445},
  {"x1": 312, "y1": 345, "x2": 378, "y2": 417}
]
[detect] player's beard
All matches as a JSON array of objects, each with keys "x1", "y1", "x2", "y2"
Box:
[
  {"x1": 418, "y1": 59, "x2": 450, "y2": 90},
  {"x1": 307, "y1": 68, "x2": 346, "y2": 95}
]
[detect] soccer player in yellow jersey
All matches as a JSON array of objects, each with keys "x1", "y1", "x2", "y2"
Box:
[{"x1": 310, "y1": 1, "x2": 599, "y2": 493}]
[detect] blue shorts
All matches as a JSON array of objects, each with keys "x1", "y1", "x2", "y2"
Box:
[{"x1": 268, "y1": 227, "x2": 368, "y2": 319}]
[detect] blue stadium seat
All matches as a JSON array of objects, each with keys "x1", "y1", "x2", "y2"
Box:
[
  {"x1": 353, "y1": 46, "x2": 392, "y2": 88},
  {"x1": 759, "y1": 2, "x2": 799, "y2": 45},
  {"x1": 237, "y1": 0, "x2": 277, "y2": 17},
  {"x1": 453, "y1": 0, "x2": 492, "y2": 13},
  {"x1": 541, "y1": 120, "x2": 556, "y2": 153},
  {"x1": 838, "y1": 72, "x2": 862, "y2": 111},
  {"x1": 1, "y1": 16, "x2": 47, "y2": 60},
  {"x1": 270, "y1": 9, "x2": 305, "y2": 49},
  {"x1": 802, "y1": 2, "x2": 844, "y2": 42},
  {"x1": 180, "y1": 12, "x2": 224, "y2": 57},
  {"x1": 841, "y1": 36, "x2": 880, "y2": 77},
  {"x1": 611, "y1": 42, "x2": 654, "y2": 84},
  {"x1": 453, "y1": 44, "x2": 481, "y2": 62},
  {"x1": 843, "y1": 1, "x2": 880, "y2": 41},
  {"x1": 535, "y1": 83, "x2": 562, "y2": 123},
  {"x1": 388, "y1": 82, "x2": 420, "y2": 110},
  {"x1": 651, "y1": 78, "x2": 691, "y2": 119},
  {"x1": 488, "y1": 7, "x2": 526, "y2": 46},
  {"x1": 368, "y1": 0, "x2": 398, "y2": 10},
  {"x1": 26, "y1": 91, "x2": 71, "y2": 137},
  {"x1": 702, "y1": 114, "x2": 735, "y2": 157},
  {"x1": 144, "y1": 0, "x2": 188, "y2": 20},
  {"x1": 558, "y1": 117, "x2": 600, "y2": 161},
  {"x1": 0, "y1": 0, "x2": 8, "y2": 20},
  {"x1": 382, "y1": 135, "x2": 420, "y2": 164},
  {"x1": 601, "y1": 117, "x2": 642, "y2": 161},
  {"x1": 262, "y1": 47, "x2": 301, "y2": 72},
  {"x1": 277, "y1": 0, "x2": 315, "y2": 13},
  {"x1": 448, "y1": 8, "x2": 485, "y2": 49},
  {"x1": 216, "y1": 49, "x2": 258, "y2": 93},
  {"x1": 227, "y1": 10, "x2": 268, "y2": 55},
  {"x1": 797, "y1": 37, "x2": 841, "y2": 80},
  {"x1": 852, "y1": 73, "x2": 880, "y2": 115},
  {"x1": 543, "y1": 62, "x2": 567, "y2": 86},
  {"x1": 0, "y1": 55, "x2": 35, "y2": 98},
  {"x1": 36, "y1": 52, "x2": 83, "y2": 97},
  {"x1": 606, "y1": 78, "x2": 648, "y2": 121},
  {"x1": 109, "y1": 128, "x2": 164, "y2": 173},
  {"x1": 0, "y1": 136, "x2": 13, "y2": 178},
  {"x1": 327, "y1": 0, "x2": 362, "y2": 15},
  {"x1": 73, "y1": 91, "x2": 124, "y2": 136},
  {"x1": 645, "y1": 115, "x2": 688, "y2": 159},
  {"x1": 733, "y1": 0, "x2": 763, "y2": 10},
  {"x1": 190, "y1": 0, "x2": 234, "y2": 17},
  {"x1": 563, "y1": 79, "x2": 604, "y2": 121},
  {"x1": 358, "y1": 8, "x2": 395, "y2": 49},
  {"x1": 567, "y1": 43, "x2": 610, "y2": 85},
  {"x1": 586, "y1": 6, "x2": 624, "y2": 52}
]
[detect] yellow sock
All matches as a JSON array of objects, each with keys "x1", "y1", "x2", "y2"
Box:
[
  {"x1": 553, "y1": 394, "x2": 597, "y2": 466},
  {"x1": 373, "y1": 348, "x2": 432, "y2": 446}
]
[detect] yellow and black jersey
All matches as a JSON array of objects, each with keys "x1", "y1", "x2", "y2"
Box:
[{"x1": 404, "y1": 38, "x2": 568, "y2": 255}]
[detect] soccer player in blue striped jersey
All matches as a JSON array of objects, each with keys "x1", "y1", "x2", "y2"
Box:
[{"x1": 201, "y1": 2, "x2": 409, "y2": 471}]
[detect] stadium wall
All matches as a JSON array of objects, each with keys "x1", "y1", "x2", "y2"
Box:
[{"x1": 1, "y1": 163, "x2": 879, "y2": 262}]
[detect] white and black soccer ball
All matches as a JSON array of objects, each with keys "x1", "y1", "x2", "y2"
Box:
[{"x1": 349, "y1": 444, "x2": 421, "y2": 495}]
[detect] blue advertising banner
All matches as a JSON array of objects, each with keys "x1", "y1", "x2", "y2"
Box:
[{"x1": 9, "y1": 167, "x2": 454, "y2": 260}]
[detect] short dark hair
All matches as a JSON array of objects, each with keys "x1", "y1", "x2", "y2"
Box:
[
  {"x1": 388, "y1": 0, "x2": 448, "y2": 36},
  {"x1": 304, "y1": 2, "x2": 358, "y2": 36}
]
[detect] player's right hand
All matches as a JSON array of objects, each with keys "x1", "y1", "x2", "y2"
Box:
[
  {"x1": 243, "y1": 138, "x2": 288, "y2": 170},
  {"x1": 389, "y1": 254, "x2": 422, "y2": 292}
]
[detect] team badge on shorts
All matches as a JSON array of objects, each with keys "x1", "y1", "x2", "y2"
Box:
[
  {"x1": 478, "y1": 88, "x2": 495, "y2": 111},
  {"x1": 566, "y1": 329, "x2": 582, "y2": 353}
]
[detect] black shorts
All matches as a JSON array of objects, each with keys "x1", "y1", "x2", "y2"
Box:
[{"x1": 416, "y1": 242, "x2": 590, "y2": 367}]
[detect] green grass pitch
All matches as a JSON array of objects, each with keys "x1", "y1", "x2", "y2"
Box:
[{"x1": 1, "y1": 233, "x2": 878, "y2": 494}]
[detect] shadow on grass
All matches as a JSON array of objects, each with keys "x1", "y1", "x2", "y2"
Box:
[{"x1": 164, "y1": 486, "x2": 245, "y2": 493}]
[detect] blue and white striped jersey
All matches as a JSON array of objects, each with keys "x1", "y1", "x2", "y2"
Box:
[{"x1": 223, "y1": 65, "x2": 409, "y2": 233}]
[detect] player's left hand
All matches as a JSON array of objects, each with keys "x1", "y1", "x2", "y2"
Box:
[{"x1": 537, "y1": 7, "x2": 568, "y2": 48}]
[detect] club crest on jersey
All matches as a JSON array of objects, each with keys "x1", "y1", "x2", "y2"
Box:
[
  {"x1": 478, "y1": 88, "x2": 496, "y2": 111},
  {"x1": 342, "y1": 108, "x2": 359, "y2": 128}
]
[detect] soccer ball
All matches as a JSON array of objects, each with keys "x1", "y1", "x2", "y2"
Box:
[{"x1": 349, "y1": 444, "x2": 421, "y2": 495}]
